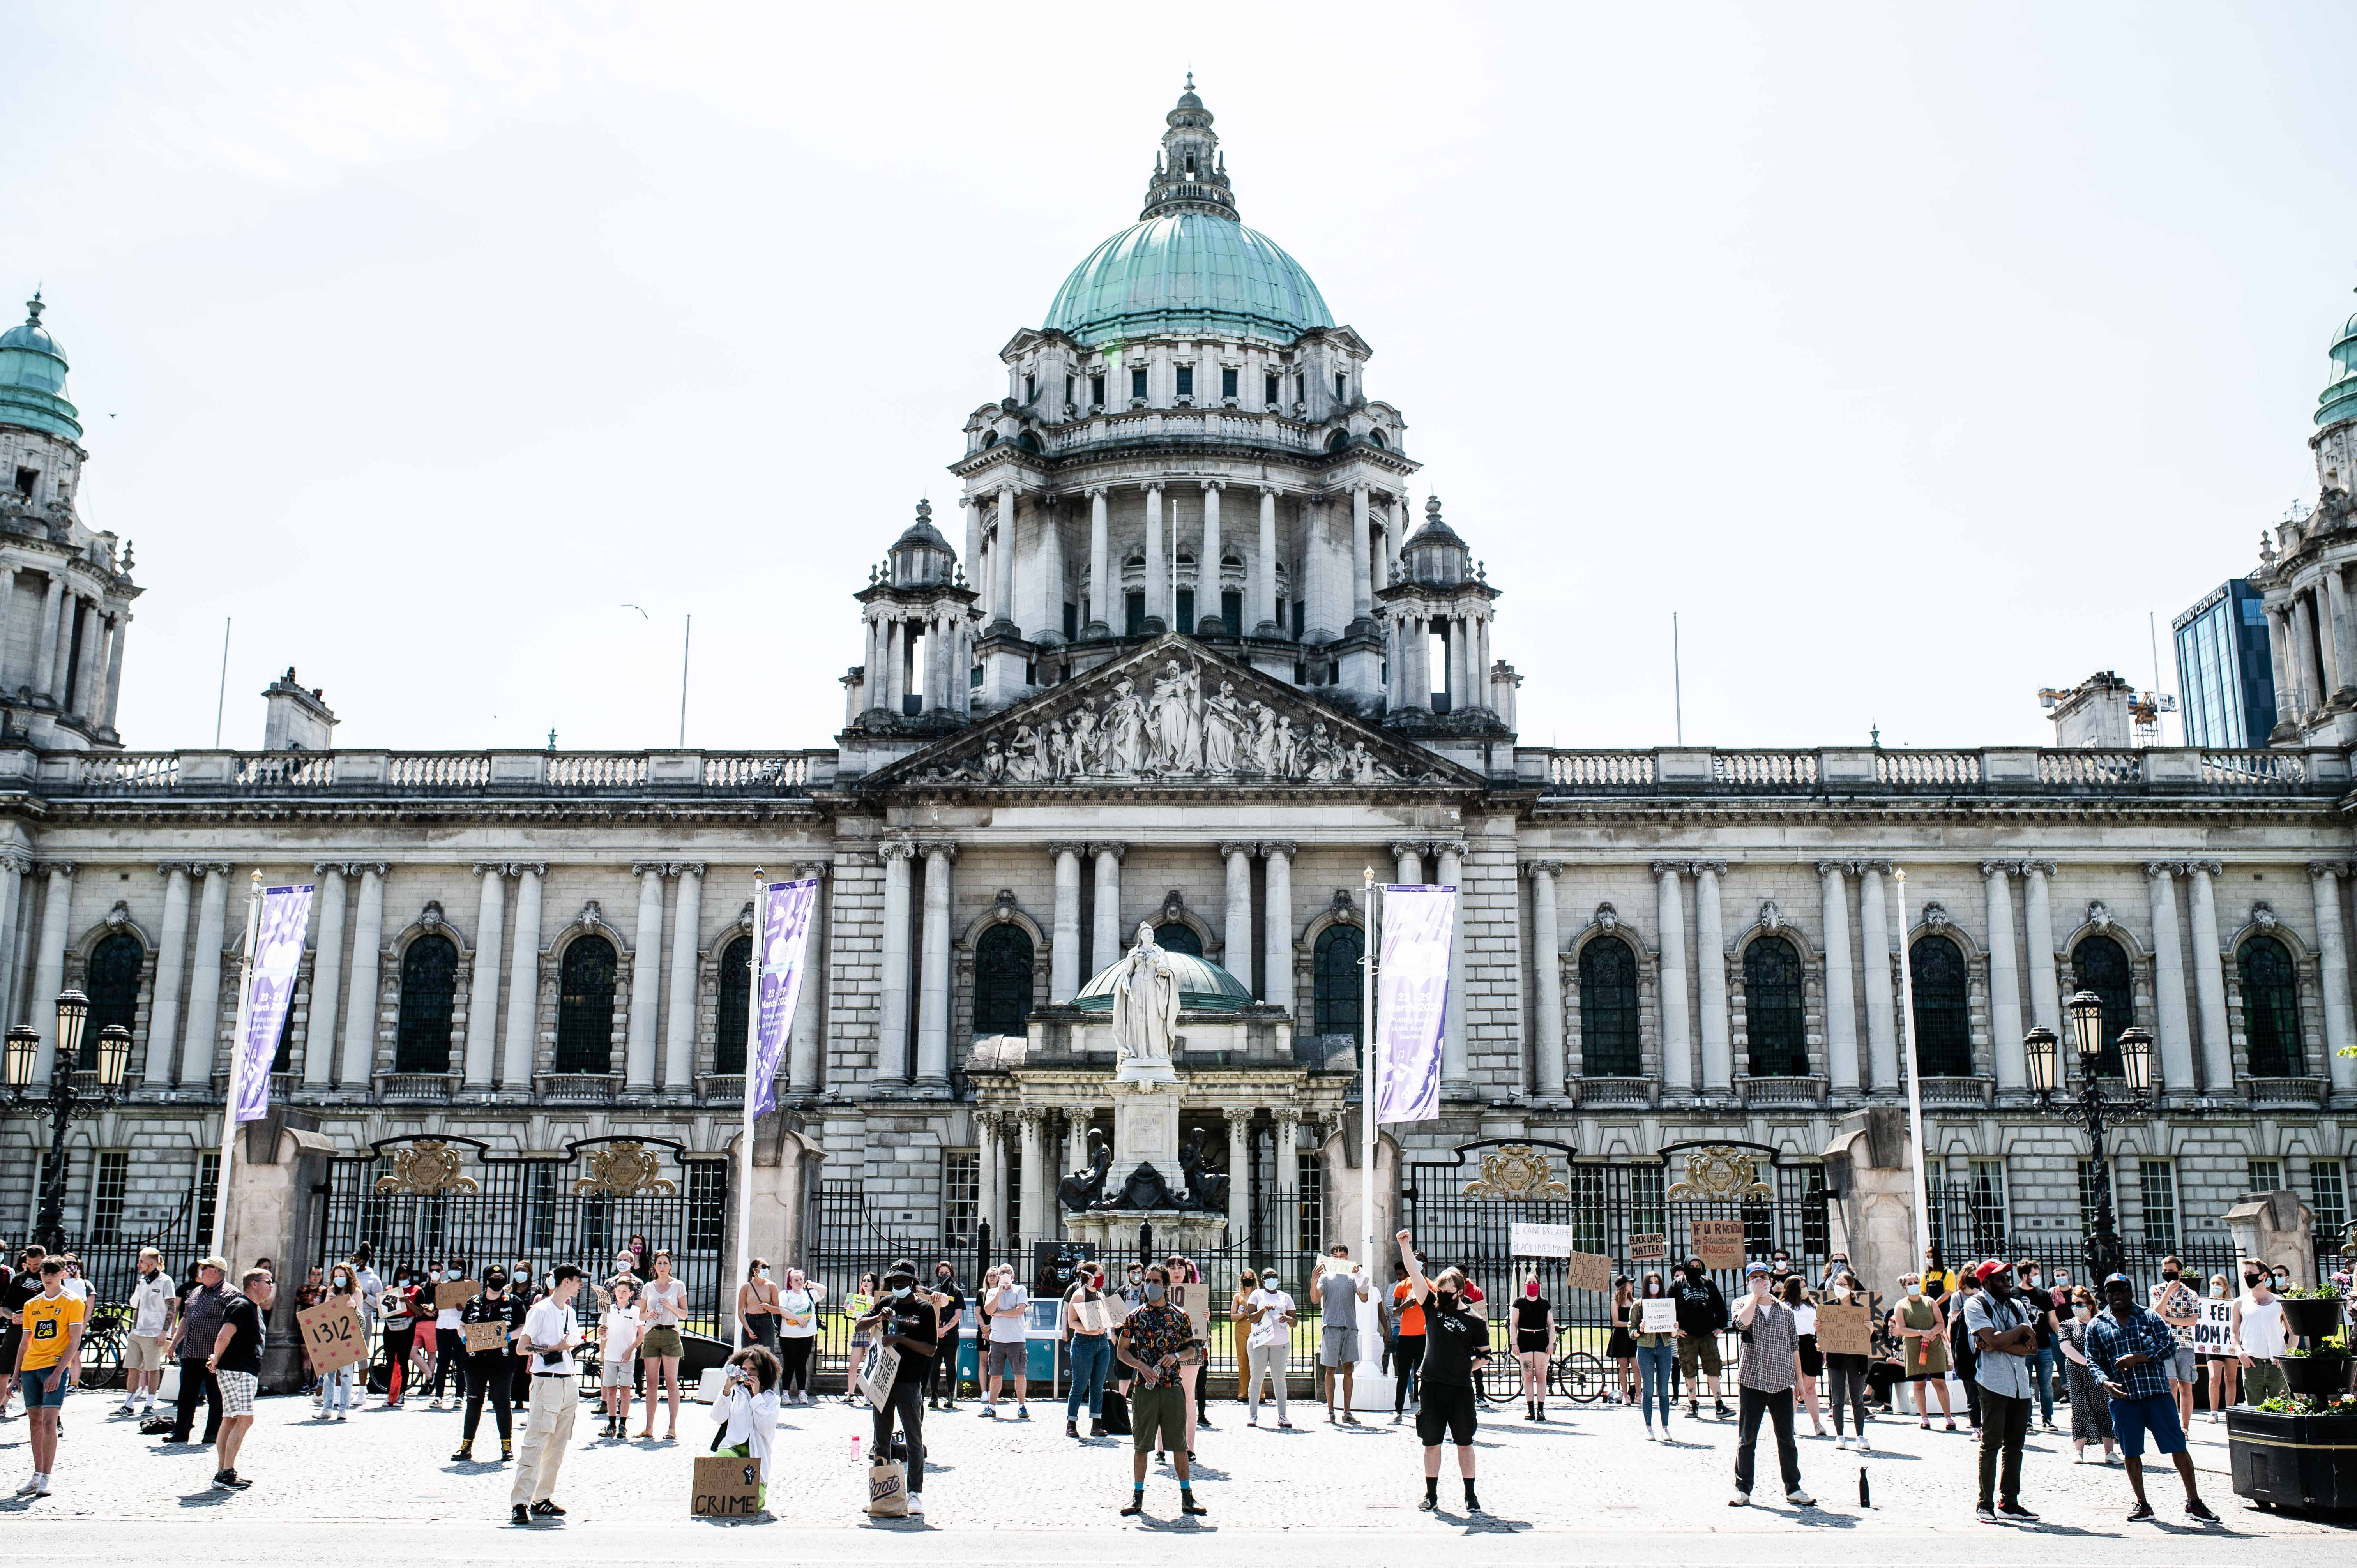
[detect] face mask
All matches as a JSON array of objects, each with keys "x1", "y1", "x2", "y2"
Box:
[
  {"x1": 1643, "y1": 1281, "x2": 1661, "y2": 1296},
  {"x1": 1524, "y1": 1283, "x2": 1539, "y2": 1298},
  {"x1": 1683, "y1": 1268, "x2": 1703, "y2": 1282},
  {"x1": 1435, "y1": 1291, "x2": 1459, "y2": 1312},
  {"x1": 1906, "y1": 1284, "x2": 1922, "y2": 1298},
  {"x1": 2162, "y1": 1270, "x2": 2179, "y2": 1281},
  {"x1": 888, "y1": 1281, "x2": 913, "y2": 1298},
  {"x1": 1143, "y1": 1284, "x2": 1166, "y2": 1303},
  {"x1": 2246, "y1": 1274, "x2": 2263, "y2": 1288},
  {"x1": 2074, "y1": 1305, "x2": 2092, "y2": 1321},
  {"x1": 2272, "y1": 1273, "x2": 2288, "y2": 1287}
]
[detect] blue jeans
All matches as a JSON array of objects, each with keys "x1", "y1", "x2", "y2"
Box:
[
  {"x1": 2029, "y1": 1344, "x2": 2057, "y2": 1425},
  {"x1": 1635, "y1": 1342, "x2": 1675, "y2": 1429},
  {"x1": 1065, "y1": 1333, "x2": 1113, "y2": 1423}
]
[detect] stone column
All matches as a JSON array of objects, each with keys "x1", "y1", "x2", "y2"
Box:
[
  {"x1": 0, "y1": 853, "x2": 19, "y2": 1035},
  {"x1": 878, "y1": 841, "x2": 914, "y2": 1083},
  {"x1": 1392, "y1": 841, "x2": 1423, "y2": 886},
  {"x1": 2022, "y1": 860, "x2": 2060, "y2": 1034},
  {"x1": 1373, "y1": 496, "x2": 1396, "y2": 593},
  {"x1": 1225, "y1": 1107, "x2": 1254, "y2": 1254},
  {"x1": 1653, "y1": 862, "x2": 1693, "y2": 1093},
  {"x1": 1693, "y1": 861, "x2": 1731, "y2": 1090},
  {"x1": 1818, "y1": 862, "x2": 1859, "y2": 1093},
  {"x1": 1087, "y1": 487, "x2": 1110, "y2": 635},
  {"x1": 1200, "y1": 482, "x2": 1223, "y2": 630},
  {"x1": 71, "y1": 599, "x2": 99, "y2": 718},
  {"x1": 181, "y1": 865, "x2": 229, "y2": 1086},
  {"x1": 2184, "y1": 861, "x2": 2232, "y2": 1093},
  {"x1": 504, "y1": 863, "x2": 544, "y2": 1096},
  {"x1": 663, "y1": 862, "x2": 704, "y2": 1097},
  {"x1": 1435, "y1": 841, "x2": 1469, "y2": 1095},
  {"x1": 620, "y1": 862, "x2": 666, "y2": 1091},
  {"x1": 2309, "y1": 863, "x2": 2357, "y2": 1093},
  {"x1": 1272, "y1": 1113, "x2": 1301, "y2": 1248},
  {"x1": 994, "y1": 487, "x2": 1018, "y2": 631},
  {"x1": 1858, "y1": 862, "x2": 1899, "y2": 1091},
  {"x1": 102, "y1": 614, "x2": 127, "y2": 731},
  {"x1": 49, "y1": 597, "x2": 74, "y2": 711},
  {"x1": 2267, "y1": 607, "x2": 2296, "y2": 729},
  {"x1": 144, "y1": 863, "x2": 192, "y2": 1091},
  {"x1": 1016, "y1": 1108, "x2": 1044, "y2": 1247},
  {"x1": 302, "y1": 865, "x2": 348, "y2": 1088},
  {"x1": 1050, "y1": 844, "x2": 1084, "y2": 1001},
  {"x1": 1090, "y1": 842, "x2": 1125, "y2": 977},
  {"x1": 341, "y1": 864, "x2": 386, "y2": 1089},
  {"x1": 916, "y1": 842, "x2": 956, "y2": 1093},
  {"x1": 1142, "y1": 482, "x2": 1166, "y2": 630},
  {"x1": 2291, "y1": 595, "x2": 2320, "y2": 716},
  {"x1": 788, "y1": 862, "x2": 830, "y2": 1097},
  {"x1": 960, "y1": 497, "x2": 981, "y2": 610},
  {"x1": 1221, "y1": 842, "x2": 1254, "y2": 992},
  {"x1": 1254, "y1": 487, "x2": 1279, "y2": 634},
  {"x1": 1349, "y1": 484, "x2": 1371, "y2": 623},
  {"x1": 466, "y1": 863, "x2": 510, "y2": 1092},
  {"x1": 2327, "y1": 568, "x2": 2357, "y2": 700},
  {"x1": 34, "y1": 577, "x2": 62, "y2": 701},
  {"x1": 1033, "y1": 496, "x2": 1062, "y2": 642},
  {"x1": 28, "y1": 862, "x2": 73, "y2": 1082},
  {"x1": 978, "y1": 1111, "x2": 1007, "y2": 1241},
  {"x1": 1982, "y1": 861, "x2": 2026, "y2": 1089},
  {"x1": 1526, "y1": 861, "x2": 1565, "y2": 1100},
  {"x1": 2145, "y1": 862, "x2": 2194, "y2": 1092},
  {"x1": 1261, "y1": 842, "x2": 1295, "y2": 1012},
  {"x1": 1474, "y1": 614, "x2": 1492, "y2": 705}
]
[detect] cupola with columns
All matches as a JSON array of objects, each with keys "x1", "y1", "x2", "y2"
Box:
[
  {"x1": 845, "y1": 498, "x2": 980, "y2": 733},
  {"x1": 1378, "y1": 496, "x2": 1514, "y2": 733},
  {"x1": 2253, "y1": 295, "x2": 2357, "y2": 750}
]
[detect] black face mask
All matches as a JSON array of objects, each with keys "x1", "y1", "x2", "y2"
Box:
[
  {"x1": 1434, "y1": 1290, "x2": 1459, "y2": 1312},
  {"x1": 2245, "y1": 1275, "x2": 2263, "y2": 1288},
  {"x1": 2162, "y1": 1270, "x2": 2179, "y2": 1281},
  {"x1": 1683, "y1": 1268, "x2": 1703, "y2": 1282}
]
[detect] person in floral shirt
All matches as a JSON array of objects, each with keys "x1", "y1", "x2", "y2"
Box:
[{"x1": 1113, "y1": 1264, "x2": 1206, "y2": 1519}]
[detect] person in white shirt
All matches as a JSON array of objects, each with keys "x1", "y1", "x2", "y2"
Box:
[
  {"x1": 1243, "y1": 1276, "x2": 1298, "y2": 1427},
  {"x1": 636, "y1": 1251, "x2": 689, "y2": 1441},
  {"x1": 712, "y1": 1346, "x2": 782, "y2": 1515},
  {"x1": 2230, "y1": 1264, "x2": 2290, "y2": 1409},
  {"x1": 774, "y1": 1268, "x2": 824, "y2": 1406},
  {"x1": 428, "y1": 1261, "x2": 470, "y2": 1409},
  {"x1": 509, "y1": 1265, "x2": 583, "y2": 1527},
  {"x1": 597, "y1": 1277, "x2": 643, "y2": 1439},
  {"x1": 119, "y1": 1249, "x2": 175, "y2": 1417},
  {"x1": 981, "y1": 1265, "x2": 1030, "y2": 1419}
]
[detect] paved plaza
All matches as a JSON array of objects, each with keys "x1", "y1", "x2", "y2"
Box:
[{"x1": 0, "y1": 1382, "x2": 2346, "y2": 1560}]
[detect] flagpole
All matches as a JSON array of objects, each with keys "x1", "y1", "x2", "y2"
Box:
[
  {"x1": 735, "y1": 866, "x2": 766, "y2": 1354},
  {"x1": 1892, "y1": 868, "x2": 1933, "y2": 1280},
  {"x1": 211, "y1": 871, "x2": 263, "y2": 1262},
  {"x1": 1359, "y1": 868, "x2": 1377, "y2": 1270}
]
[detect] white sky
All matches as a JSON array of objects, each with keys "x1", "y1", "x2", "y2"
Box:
[{"x1": 4, "y1": 2, "x2": 2352, "y2": 754}]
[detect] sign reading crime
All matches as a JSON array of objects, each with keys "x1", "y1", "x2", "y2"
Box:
[
  {"x1": 1816, "y1": 1302, "x2": 1872, "y2": 1357},
  {"x1": 297, "y1": 1297, "x2": 366, "y2": 1374},
  {"x1": 1692, "y1": 1220, "x2": 1747, "y2": 1270},
  {"x1": 691, "y1": 1455, "x2": 762, "y2": 1517},
  {"x1": 1629, "y1": 1234, "x2": 1668, "y2": 1263}
]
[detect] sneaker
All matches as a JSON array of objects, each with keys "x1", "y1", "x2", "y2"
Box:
[
  {"x1": 2127, "y1": 1502, "x2": 2154, "y2": 1522},
  {"x1": 512, "y1": 1504, "x2": 532, "y2": 1526},
  {"x1": 1998, "y1": 1502, "x2": 2039, "y2": 1522},
  {"x1": 1416, "y1": 1496, "x2": 1438, "y2": 1512},
  {"x1": 906, "y1": 1494, "x2": 924, "y2": 1517},
  {"x1": 1976, "y1": 1504, "x2": 1998, "y2": 1524},
  {"x1": 2073, "y1": 1450, "x2": 2087, "y2": 1464},
  {"x1": 981, "y1": 1404, "x2": 998, "y2": 1419},
  {"x1": 1728, "y1": 1491, "x2": 1751, "y2": 1507},
  {"x1": 115, "y1": 1401, "x2": 137, "y2": 1415},
  {"x1": 1016, "y1": 1404, "x2": 1030, "y2": 1420},
  {"x1": 1714, "y1": 1400, "x2": 1732, "y2": 1419},
  {"x1": 530, "y1": 1499, "x2": 565, "y2": 1517},
  {"x1": 12, "y1": 1478, "x2": 38, "y2": 1497},
  {"x1": 2186, "y1": 1499, "x2": 2219, "y2": 1523},
  {"x1": 1687, "y1": 1400, "x2": 1700, "y2": 1419},
  {"x1": 1786, "y1": 1490, "x2": 1814, "y2": 1508},
  {"x1": 1645, "y1": 1429, "x2": 1658, "y2": 1441}
]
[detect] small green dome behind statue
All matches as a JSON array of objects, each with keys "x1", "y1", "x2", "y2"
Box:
[{"x1": 1072, "y1": 946, "x2": 1256, "y2": 1013}]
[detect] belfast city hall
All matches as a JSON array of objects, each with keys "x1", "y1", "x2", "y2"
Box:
[{"x1": 2, "y1": 80, "x2": 2354, "y2": 1361}]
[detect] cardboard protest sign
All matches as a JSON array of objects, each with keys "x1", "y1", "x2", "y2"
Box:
[
  {"x1": 464, "y1": 1320, "x2": 511, "y2": 1354},
  {"x1": 1639, "y1": 1298, "x2": 1677, "y2": 1334},
  {"x1": 1692, "y1": 1220, "x2": 1747, "y2": 1271},
  {"x1": 1509, "y1": 1222, "x2": 1576, "y2": 1258},
  {"x1": 1075, "y1": 1294, "x2": 1131, "y2": 1336},
  {"x1": 1565, "y1": 1252, "x2": 1613, "y2": 1293},
  {"x1": 434, "y1": 1279, "x2": 479, "y2": 1312},
  {"x1": 1629, "y1": 1234, "x2": 1668, "y2": 1263},
  {"x1": 855, "y1": 1340, "x2": 900, "y2": 1406},
  {"x1": 2187, "y1": 1296, "x2": 2234, "y2": 1354},
  {"x1": 1168, "y1": 1281, "x2": 1209, "y2": 1342},
  {"x1": 297, "y1": 1297, "x2": 366, "y2": 1374},
  {"x1": 691, "y1": 1455, "x2": 762, "y2": 1518},
  {"x1": 1817, "y1": 1302, "x2": 1872, "y2": 1357}
]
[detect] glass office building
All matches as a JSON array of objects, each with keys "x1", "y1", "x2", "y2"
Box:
[{"x1": 2173, "y1": 580, "x2": 2277, "y2": 748}]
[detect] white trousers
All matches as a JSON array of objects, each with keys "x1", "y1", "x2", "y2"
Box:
[
  {"x1": 511, "y1": 1375, "x2": 577, "y2": 1506},
  {"x1": 1247, "y1": 1340, "x2": 1290, "y2": 1423}
]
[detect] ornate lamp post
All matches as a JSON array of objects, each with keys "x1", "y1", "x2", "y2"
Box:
[
  {"x1": 2024, "y1": 990, "x2": 2152, "y2": 1282},
  {"x1": 4, "y1": 991, "x2": 131, "y2": 1252}
]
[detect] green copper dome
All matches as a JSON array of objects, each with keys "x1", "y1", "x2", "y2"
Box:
[
  {"x1": 1046, "y1": 215, "x2": 1332, "y2": 348},
  {"x1": 1071, "y1": 947, "x2": 1256, "y2": 1014},
  {"x1": 2317, "y1": 309, "x2": 2357, "y2": 431},
  {"x1": 0, "y1": 294, "x2": 80, "y2": 443}
]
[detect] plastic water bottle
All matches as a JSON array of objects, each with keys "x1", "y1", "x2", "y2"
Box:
[{"x1": 851, "y1": 1434, "x2": 863, "y2": 1466}]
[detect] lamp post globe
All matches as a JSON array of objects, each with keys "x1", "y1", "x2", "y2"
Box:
[
  {"x1": 2022, "y1": 1026, "x2": 2058, "y2": 1096},
  {"x1": 95, "y1": 1024, "x2": 131, "y2": 1090},
  {"x1": 2064, "y1": 989, "x2": 2106, "y2": 1071},
  {"x1": 2, "y1": 1025, "x2": 35, "y2": 1090}
]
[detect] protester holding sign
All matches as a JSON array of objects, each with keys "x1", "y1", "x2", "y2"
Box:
[
  {"x1": 426, "y1": 1262, "x2": 470, "y2": 1409},
  {"x1": 1891, "y1": 1274, "x2": 1954, "y2": 1429},
  {"x1": 1397, "y1": 1229, "x2": 1486, "y2": 1515},
  {"x1": 376, "y1": 1269, "x2": 419, "y2": 1410},
  {"x1": 711, "y1": 1345, "x2": 781, "y2": 1515},
  {"x1": 860, "y1": 1258, "x2": 939, "y2": 1519},
  {"x1": 1242, "y1": 1273, "x2": 1296, "y2": 1428},
  {"x1": 2147, "y1": 1258, "x2": 2201, "y2": 1434},
  {"x1": 1064, "y1": 1263, "x2": 1115, "y2": 1439},
  {"x1": 1633, "y1": 1273, "x2": 1677, "y2": 1440},
  {"x1": 1311, "y1": 1245, "x2": 1371, "y2": 1427},
  {"x1": 454, "y1": 1268, "x2": 528, "y2": 1463},
  {"x1": 1820, "y1": 1273, "x2": 1874, "y2": 1450},
  {"x1": 317, "y1": 1264, "x2": 365, "y2": 1421},
  {"x1": 981, "y1": 1264, "x2": 1030, "y2": 1420}
]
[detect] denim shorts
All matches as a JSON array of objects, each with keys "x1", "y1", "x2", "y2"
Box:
[{"x1": 20, "y1": 1365, "x2": 69, "y2": 1410}]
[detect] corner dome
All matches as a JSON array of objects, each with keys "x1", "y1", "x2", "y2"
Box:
[
  {"x1": 1045, "y1": 214, "x2": 1333, "y2": 348},
  {"x1": 0, "y1": 294, "x2": 81, "y2": 442},
  {"x1": 2318, "y1": 309, "x2": 2357, "y2": 431},
  {"x1": 1071, "y1": 948, "x2": 1256, "y2": 1014}
]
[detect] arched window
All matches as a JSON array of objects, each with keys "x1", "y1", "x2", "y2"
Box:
[
  {"x1": 2238, "y1": 935, "x2": 2303, "y2": 1077},
  {"x1": 1909, "y1": 935, "x2": 1972, "y2": 1077},
  {"x1": 1327, "y1": 429, "x2": 1349, "y2": 452},
  {"x1": 1579, "y1": 937, "x2": 1641, "y2": 1077},
  {"x1": 973, "y1": 925, "x2": 1035, "y2": 1036},
  {"x1": 85, "y1": 933, "x2": 143, "y2": 1069},
  {"x1": 714, "y1": 934, "x2": 751, "y2": 1075},
  {"x1": 1742, "y1": 936, "x2": 1807, "y2": 1077},
  {"x1": 1313, "y1": 924, "x2": 1364, "y2": 1045},
  {"x1": 1154, "y1": 922, "x2": 1202, "y2": 957},
  {"x1": 2071, "y1": 934, "x2": 2133, "y2": 1075},
  {"x1": 556, "y1": 936, "x2": 619, "y2": 1074},
  {"x1": 394, "y1": 935, "x2": 459, "y2": 1074}
]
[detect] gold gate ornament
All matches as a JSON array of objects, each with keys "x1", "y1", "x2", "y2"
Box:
[
  {"x1": 372, "y1": 1141, "x2": 479, "y2": 1195},
  {"x1": 574, "y1": 1141, "x2": 677, "y2": 1197},
  {"x1": 1666, "y1": 1145, "x2": 1773, "y2": 1202},
  {"x1": 1461, "y1": 1144, "x2": 1569, "y2": 1200}
]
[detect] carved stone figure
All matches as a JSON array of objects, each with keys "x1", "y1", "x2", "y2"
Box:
[
  {"x1": 1006, "y1": 724, "x2": 1045, "y2": 782},
  {"x1": 1148, "y1": 659, "x2": 1201, "y2": 772},
  {"x1": 1110, "y1": 919, "x2": 1181, "y2": 1065},
  {"x1": 1177, "y1": 1125, "x2": 1229, "y2": 1213},
  {"x1": 1272, "y1": 715, "x2": 1298, "y2": 775},
  {"x1": 1304, "y1": 720, "x2": 1342, "y2": 781},
  {"x1": 1104, "y1": 680, "x2": 1150, "y2": 773},
  {"x1": 979, "y1": 740, "x2": 1005, "y2": 780},
  {"x1": 1058, "y1": 1129, "x2": 1113, "y2": 1213},
  {"x1": 1249, "y1": 701, "x2": 1279, "y2": 771},
  {"x1": 1201, "y1": 681, "x2": 1246, "y2": 771},
  {"x1": 1093, "y1": 1162, "x2": 1177, "y2": 1211}
]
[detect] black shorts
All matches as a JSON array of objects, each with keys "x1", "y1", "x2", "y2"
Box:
[{"x1": 1416, "y1": 1384, "x2": 1479, "y2": 1446}]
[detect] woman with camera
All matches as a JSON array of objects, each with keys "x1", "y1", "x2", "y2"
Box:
[{"x1": 713, "y1": 1346, "x2": 782, "y2": 1515}]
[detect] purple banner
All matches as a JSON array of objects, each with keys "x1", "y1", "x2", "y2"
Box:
[
  {"x1": 749, "y1": 878, "x2": 820, "y2": 1120},
  {"x1": 233, "y1": 882, "x2": 314, "y2": 1125},
  {"x1": 1374, "y1": 884, "x2": 1455, "y2": 1125}
]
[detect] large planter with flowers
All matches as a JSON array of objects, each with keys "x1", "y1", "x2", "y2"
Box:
[
  {"x1": 2229, "y1": 1399, "x2": 2357, "y2": 1513},
  {"x1": 2279, "y1": 1289, "x2": 2349, "y2": 1342},
  {"x1": 2279, "y1": 1344, "x2": 2353, "y2": 1399}
]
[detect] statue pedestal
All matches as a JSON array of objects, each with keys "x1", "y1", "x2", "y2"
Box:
[
  {"x1": 1065, "y1": 1207, "x2": 1229, "y2": 1261},
  {"x1": 1110, "y1": 1072, "x2": 1181, "y2": 1172}
]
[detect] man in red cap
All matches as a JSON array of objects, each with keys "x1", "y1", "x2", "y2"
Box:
[{"x1": 1963, "y1": 1258, "x2": 2040, "y2": 1523}]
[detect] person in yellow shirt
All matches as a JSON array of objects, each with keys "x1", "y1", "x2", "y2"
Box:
[{"x1": 13, "y1": 1259, "x2": 84, "y2": 1498}]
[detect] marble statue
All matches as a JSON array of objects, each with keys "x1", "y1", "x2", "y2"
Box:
[{"x1": 1109, "y1": 918, "x2": 1181, "y2": 1066}]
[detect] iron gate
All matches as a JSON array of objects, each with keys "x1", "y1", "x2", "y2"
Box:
[
  {"x1": 1402, "y1": 1139, "x2": 1830, "y2": 1353},
  {"x1": 313, "y1": 1135, "x2": 728, "y2": 1332}
]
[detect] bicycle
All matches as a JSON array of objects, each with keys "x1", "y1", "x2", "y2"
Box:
[{"x1": 76, "y1": 1304, "x2": 128, "y2": 1392}]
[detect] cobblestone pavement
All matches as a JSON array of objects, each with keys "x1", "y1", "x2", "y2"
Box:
[{"x1": 0, "y1": 1385, "x2": 2346, "y2": 1556}]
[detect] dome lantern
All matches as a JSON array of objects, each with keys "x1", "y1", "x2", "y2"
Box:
[
  {"x1": 0, "y1": 291, "x2": 82, "y2": 443},
  {"x1": 2317, "y1": 308, "x2": 2357, "y2": 433}
]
